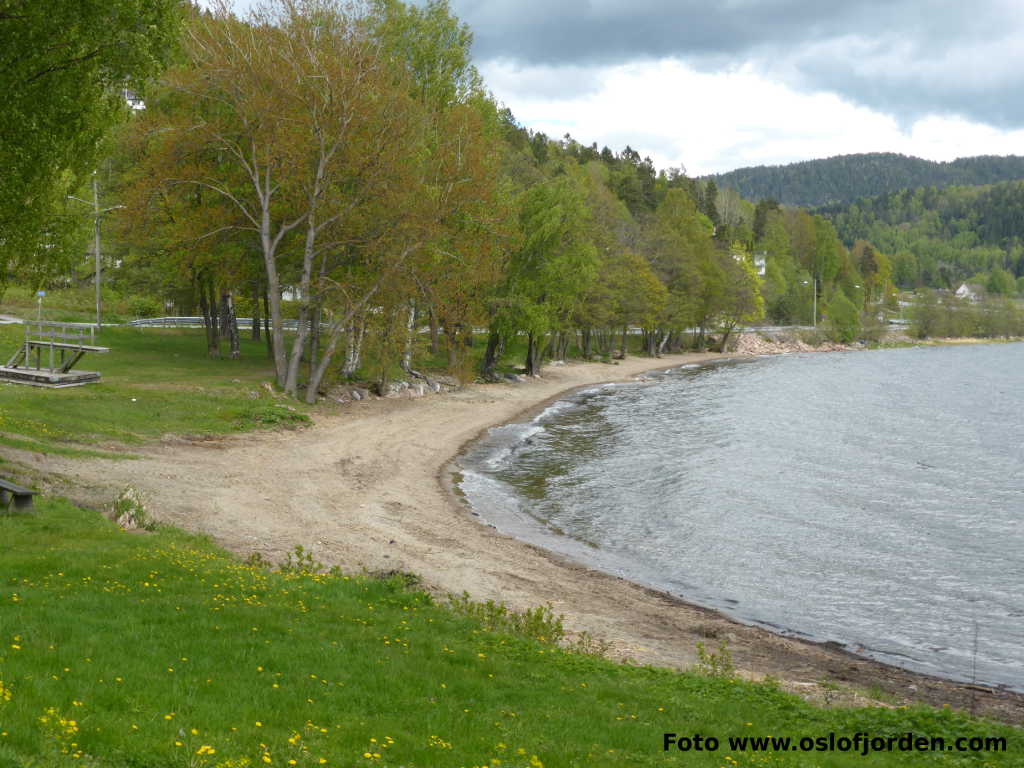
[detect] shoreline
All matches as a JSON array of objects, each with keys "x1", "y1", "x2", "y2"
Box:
[
  {"x1": 22, "y1": 347, "x2": 1024, "y2": 725},
  {"x1": 445, "y1": 350, "x2": 1024, "y2": 701}
]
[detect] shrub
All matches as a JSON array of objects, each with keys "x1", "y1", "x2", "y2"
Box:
[
  {"x1": 694, "y1": 638, "x2": 736, "y2": 679},
  {"x1": 826, "y1": 291, "x2": 861, "y2": 343},
  {"x1": 126, "y1": 296, "x2": 162, "y2": 319},
  {"x1": 112, "y1": 486, "x2": 156, "y2": 531}
]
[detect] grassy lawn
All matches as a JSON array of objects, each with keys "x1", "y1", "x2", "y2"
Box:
[
  {"x1": 0, "y1": 317, "x2": 607, "y2": 457},
  {"x1": 0, "y1": 500, "x2": 1019, "y2": 768},
  {"x1": 0, "y1": 324, "x2": 308, "y2": 456}
]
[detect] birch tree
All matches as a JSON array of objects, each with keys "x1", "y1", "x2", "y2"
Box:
[{"x1": 139, "y1": 0, "x2": 428, "y2": 397}]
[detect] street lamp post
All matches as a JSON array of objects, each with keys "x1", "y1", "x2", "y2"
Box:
[
  {"x1": 92, "y1": 174, "x2": 101, "y2": 330},
  {"x1": 802, "y1": 277, "x2": 818, "y2": 328},
  {"x1": 68, "y1": 171, "x2": 123, "y2": 331},
  {"x1": 812, "y1": 277, "x2": 817, "y2": 328}
]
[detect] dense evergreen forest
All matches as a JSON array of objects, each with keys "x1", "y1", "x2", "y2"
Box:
[
  {"x1": 820, "y1": 182, "x2": 1024, "y2": 293},
  {"x1": 707, "y1": 153, "x2": 1024, "y2": 207}
]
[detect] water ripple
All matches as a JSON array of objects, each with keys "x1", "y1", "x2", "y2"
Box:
[{"x1": 459, "y1": 344, "x2": 1024, "y2": 690}]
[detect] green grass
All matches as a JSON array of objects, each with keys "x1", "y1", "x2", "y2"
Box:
[
  {"x1": 1, "y1": 286, "x2": 141, "y2": 326},
  {"x1": 0, "y1": 500, "x2": 1020, "y2": 768},
  {"x1": 0, "y1": 319, "x2": 650, "y2": 455},
  {"x1": 0, "y1": 325, "x2": 309, "y2": 452}
]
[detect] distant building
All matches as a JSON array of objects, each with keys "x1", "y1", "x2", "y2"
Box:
[
  {"x1": 123, "y1": 87, "x2": 145, "y2": 111},
  {"x1": 730, "y1": 249, "x2": 766, "y2": 277},
  {"x1": 753, "y1": 251, "x2": 767, "y2": 277},
  {"x1": 955, "y1": 283, "x2": 983, "y2": 303}
]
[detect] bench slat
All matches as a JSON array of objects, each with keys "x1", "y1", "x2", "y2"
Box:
[
  {"x1": 23, "y1": 341, "x2": 109, "y2": 353},
  {"x1": 0, "y1": 478, "x2": 37, "y2": 495}
]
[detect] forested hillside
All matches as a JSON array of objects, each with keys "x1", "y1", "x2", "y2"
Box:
[
  {"x1": 820, "y1": 182, "x2": 1024, "y2": 292},
  {"x1": 707, "y1": 153, "x2": 1024, "y2": 207}
]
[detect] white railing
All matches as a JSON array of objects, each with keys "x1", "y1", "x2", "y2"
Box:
[{"x1": 128, "y1": 316, "x2": 302, "y2": 330}]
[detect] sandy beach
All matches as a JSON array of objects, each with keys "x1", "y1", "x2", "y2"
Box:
[{"x1": 25, "y1": 350, "x2": 1024, "y2": 724}]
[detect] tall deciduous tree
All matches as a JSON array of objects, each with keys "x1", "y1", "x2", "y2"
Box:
[
  {"x1": 716, "y1": 249, "x2": 765, "y2": 351},
  {"x1": 0, "y1": 0, "x2": 181, "y2": 289},
  {"x1": 139, "y1": 0, "x2": 428, "y2": 398},
  {"x1": 486, "y1": 177, "x2": 597, "y2": 377}
]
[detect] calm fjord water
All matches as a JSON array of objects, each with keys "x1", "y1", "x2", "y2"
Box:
[{"x1": 458, "y1": 344, "x2": 1024, "y2": 690}]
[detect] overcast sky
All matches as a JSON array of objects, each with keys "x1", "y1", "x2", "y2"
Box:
[{"x1": 214, "y1": 0, "x2": 1024, "y2": 175}]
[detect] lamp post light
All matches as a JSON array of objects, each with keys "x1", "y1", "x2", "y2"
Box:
[
  {"x1": 68, "y1": 171, "x2": 124, "y2": 331},
  {"x1": 802, "y1": 277, "x2": 818, "y2": 328}
]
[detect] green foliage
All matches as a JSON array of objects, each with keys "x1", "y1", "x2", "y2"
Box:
[
  {"x1": 910, "y1": 290, "x2": 944, "y2": 339},
  {"x1": 694, "y1": 639, "x2": 736, "y2": 680},
  {"x1": 0, "y1": 0, "x2": 181, "y2": 280},
  {"x1": 490, "y1": 175, "x2": 598, "y2": 372},
  {"x1": 910, "y1": 291, "x2": 1024, "y2": 339},
  {"x1": 371, "y1": 0, "x2": 482, "y2": 108},
  {"x1": 111, "y1": 486, "x2": 156, "y2": 531},
  {"x1": 986, "y1": 268, "x2": 1017, "y2": 296},
  {"x1": 826, "y1": 291, "x2": 861, "y2": 343},
  {"x1": 825, "y1": 181, "x2": 1024, "y2": 291},
  {"x1": 233, "y1": 403, "x2": 311, "y2": 428},
  {"x1": 709, "y1": 152, "x2": 1024, "y2": 207},
  {"x1": 278, "y1": 545, "x2": 327, "y2": 575},
  {"x1": 125, "y1": 295, "x2": 162, "y2": 319},
  {"x1": 448, "y1": 593, "x2": 566, "y2": 646}
]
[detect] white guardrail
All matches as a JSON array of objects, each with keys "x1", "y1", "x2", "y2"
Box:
[
  {"x1": 128, "y1": 316, "x2": 302, "y2": 330},
  {"x1": 125, "y1": 318, "x2": 913, "y2": 332}
]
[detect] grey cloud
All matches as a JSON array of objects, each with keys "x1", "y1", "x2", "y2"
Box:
[
  {"x1": 450, "y1": 0, "x2": 1024, "y2": 128},
  {"x1": 482, "y1": 62, "x2": 607, "y2": 101}
]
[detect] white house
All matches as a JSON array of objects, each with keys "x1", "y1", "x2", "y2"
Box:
[
  {"x1": 753, "y1": 251, "x2": 767, "y2": 277},
  {"x1": 954, "y1": 283, "x2": 983, "y2": 303}
]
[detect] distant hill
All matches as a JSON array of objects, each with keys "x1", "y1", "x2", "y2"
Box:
[{"x1": 705, "y1": 153, "x2": 1024, "y2": 207}]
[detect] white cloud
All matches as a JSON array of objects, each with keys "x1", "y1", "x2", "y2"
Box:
[
  {"x1": 194, "y1": 0, "x2": 1024, "y2": 173},
  {"x1": 481, "y1": 58, "x2": 1024, "y2": 175}
]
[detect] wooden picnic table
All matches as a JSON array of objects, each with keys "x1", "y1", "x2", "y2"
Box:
[{"x1": 1, "y1": 321, "x2": 109, "y2": 386}]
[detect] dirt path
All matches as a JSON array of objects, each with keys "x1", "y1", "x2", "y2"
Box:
[{"x1": 19, "y1": 352, "x2": 1024, "y2": 724}]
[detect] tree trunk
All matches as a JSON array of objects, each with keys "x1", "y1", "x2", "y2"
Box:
[
  {"x1": 525, "y1": 332, "x2": 538, "y2": 376},
  {"x1": 551, "y1": 332, "x2": 567, "y2": 361},
  {"x1": 429, "y1": 308, "x2": 440, "y2": 356},
  {"x1": 481, "y1": 328, "x2": 502, "y2": 379},
  {"x1": 308, "y1": 302, "x2": 322, "y2": 385},
  {"x1": 581, "y1": 328, "x2": 592, "y2": 359},
  {"x1": 403, "y1": 302, "x2": 416, "y2": 371},
  {"x1": 525, "y1": 331, "x2": 548, "y2": 376},
  {"x1": 260, "y1": 221, "x2": 288, "y2": 385},
  {"x1": 446, "y1": 323, "x2": 460, "y2": 372},
  {"x1": 198, "y1": 278, "x2": 220, "y2": 359},
  {"x1": 643, "y1": 328, "x2": 658, "y2": 357},
  {"x1": 251, "y1": 280, "x2": 261, "y2": 342},
  {"x1": 400, "y1": 303, "x2": 440, "y2": 390},
  {"x1": 284, "y1": 297, "x2": 310, "y2": 396},
  {"x1": 719, "y1": 324, "x2": 737, "y2": 353},
  {"x1": 263, "y1": 289, "x2": 273, "y2": 360},
  {"x1": 222, "y1": 291, "x2": 240, "y2": 360},
  {"x1": 618, "y1": 326, "x2": 628, "y2": 359},
  {"x1": 342, "y1": 317, "x2": 365, "y2": 378},
  {"x1": 658, "y1": 329, "x2": 671, "y2": 355}
]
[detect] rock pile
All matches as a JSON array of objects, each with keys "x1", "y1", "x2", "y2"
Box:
[
  {"x1": 326, "y1": 374, "x2": 463, "y2": 403},
  {"x1": 735, "y1": 333, "x2": 849, "y2": 356}
]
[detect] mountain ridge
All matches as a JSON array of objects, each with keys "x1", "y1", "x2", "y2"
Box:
[{"x1": 704, "y1": 152, "x2": 1024, "y2": 207}]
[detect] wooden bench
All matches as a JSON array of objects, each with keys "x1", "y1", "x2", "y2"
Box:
[
  {"x1": 0, "y1": 477, "x2": 38, "y2": 511},
  {"x1": 1, "y1": 321, "x2": 110, "y2": 387}
]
